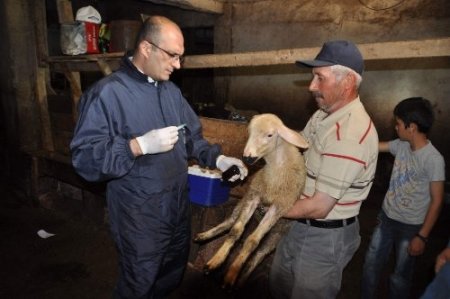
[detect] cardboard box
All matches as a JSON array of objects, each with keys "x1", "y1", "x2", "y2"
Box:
[{"x1": 188, "y1": 165, "x2": 230, "y2": 206}]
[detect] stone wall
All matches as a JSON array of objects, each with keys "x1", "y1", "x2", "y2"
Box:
[{"x1": 213, "y1": 0, "x2": 450, "y2": 178}]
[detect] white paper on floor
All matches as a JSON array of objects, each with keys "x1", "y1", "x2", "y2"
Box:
[{"x1": 37, "y1": 229, "x2": 56, "y2": 239}]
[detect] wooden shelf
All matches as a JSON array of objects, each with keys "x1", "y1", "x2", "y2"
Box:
[{"x1": 46, "y1": 52, "x2": 123, "y2": 74}]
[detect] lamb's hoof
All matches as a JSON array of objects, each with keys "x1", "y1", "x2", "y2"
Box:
[
  {"x1": 203, "y1": 266, "x2": 211, "y2": 275},
  {"x1": 222, "y1": 274, "x2": 238, "y2": 290}
]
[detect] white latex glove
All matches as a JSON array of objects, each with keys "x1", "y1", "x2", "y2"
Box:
[
  {"x1": 136, "y1": 126, "x2": 179, "y2": 155},
  {"x1": 216, "y1": 155, "x2": 248, "y2": 181}
]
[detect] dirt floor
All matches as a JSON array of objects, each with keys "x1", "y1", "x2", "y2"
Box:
[{"x1": 0, "y1": 183, "x2": 448, "y2": 299}]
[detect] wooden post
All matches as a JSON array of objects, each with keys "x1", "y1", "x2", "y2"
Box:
[
  {"x1": 63, "y1": 68, "x2": 83, "y2": 123},
  {"x1": 36, "y1": 68, "x2": 55, "y2": 151},
  {"x1": 56, "y1": 0, "x2": 82, "y2": 123},
  {"x1": 30, "y1": 156, "x2": 41, "y2": 206},
  {"x1": 34, "y1": 0, "x2": 54, "y2": 152},
  {"x1": 56, "y1": 0, "x2": 74, "y2": 22},
  {"x1": 96, "y1": 58, "x2": 113, "y2": 76}
]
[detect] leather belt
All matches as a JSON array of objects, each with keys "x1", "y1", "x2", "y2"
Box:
[{"x1": 297, "y1": 216, "x2": 356, "y2": 229}]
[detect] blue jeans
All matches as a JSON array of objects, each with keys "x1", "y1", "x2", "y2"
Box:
[
  {"x1": 420, "y1": 262, "x2": 450, "y2": 299},
  {"x1": 361, "y1": 210, "x2": 421, "y2": 299}
]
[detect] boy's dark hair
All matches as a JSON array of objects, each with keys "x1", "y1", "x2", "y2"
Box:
[{"x1": 393, "y1": 97, "x2": 434, "y2": 133}]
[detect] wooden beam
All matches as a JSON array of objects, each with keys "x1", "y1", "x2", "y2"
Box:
[
  {"x1": 35, "y1": 68, "x2": 54, "y2": 151},
  {"x1": 143, "y1": 0, "x2": 223, "y2": 14},
  {"x1": 45, "y1": 38, "x2": 450, "y2": 72},
  {"x1": 359, "y1": 38, "x2": 450, "y2": 60},
  {"x1": 35, "y1": 0, "x2": 49, "y2": 67},
  {"x1": 182, "y1": 37, "x2": 450, "y2": 69},
  {"x1": 62, "y1": 68, "x2": 82, "y2": 124},
  {"x1": 96, "y1": 58, "x2": 113, "y2": 76},
  {"x1": 56, "y1": 0, "x2": 74, "y2": 23},
  {"x1": 56, "y1": 1, "x2": 82, "y2": 125}
]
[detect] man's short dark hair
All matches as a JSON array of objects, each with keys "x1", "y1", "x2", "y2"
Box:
[{"x1": 393, "y1": 97, "x2": 434, "y2": 134}]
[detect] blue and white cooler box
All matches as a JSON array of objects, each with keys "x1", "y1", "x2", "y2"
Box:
[{"x1": 188, "y1": 165, "x2": 231, "y2": 206}]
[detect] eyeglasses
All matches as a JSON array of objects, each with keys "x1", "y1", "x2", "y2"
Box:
[{"x1": 146, "y1": 40, "x2": 184, "y2": 64}]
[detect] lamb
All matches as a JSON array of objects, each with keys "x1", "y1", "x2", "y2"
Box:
[{"x1": 194, "y1": 113, "x2": 308, "y2": 288}]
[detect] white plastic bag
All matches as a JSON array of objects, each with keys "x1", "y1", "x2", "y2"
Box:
[
  {"x1": 60, "y1": 22, "x2": 86, "y2": 55},
  {"x1": 75, "y1": 5, "x2": 101, "y2": 24}
]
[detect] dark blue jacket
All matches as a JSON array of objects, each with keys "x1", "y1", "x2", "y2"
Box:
[{"x1": 70, "y1": 56, "x2": 221, "y2": 204}]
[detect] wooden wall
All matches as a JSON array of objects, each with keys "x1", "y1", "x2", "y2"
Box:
[{"x1": 1, "y1": 0, "x2": 449, "y2": 205}]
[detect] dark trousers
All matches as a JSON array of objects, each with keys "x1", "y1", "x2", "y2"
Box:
[{"x1": 108, "y1": 178, "x2": 191, "y2": 299}]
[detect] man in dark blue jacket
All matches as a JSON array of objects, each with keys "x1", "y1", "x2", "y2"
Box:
[{"x1": 70, "y1": 16, "x2": 247, "y2": 299}]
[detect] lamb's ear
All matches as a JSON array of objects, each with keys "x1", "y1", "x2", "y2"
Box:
[{"x1": 277, "y1": 125, "x2": 309, "y2": 149}]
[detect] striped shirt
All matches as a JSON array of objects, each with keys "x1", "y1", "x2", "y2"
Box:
[{"x1": 301, "y1": 97, "x2": 379, "y2": 219}]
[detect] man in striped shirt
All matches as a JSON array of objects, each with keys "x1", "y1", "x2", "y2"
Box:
[{"x1": 269, "y1": 40, "x2": 379, "y2": 299}]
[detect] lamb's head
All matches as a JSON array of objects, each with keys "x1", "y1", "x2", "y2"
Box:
[{"x1": 242, "y1": 113, "x2": 308, "y2": 165}]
